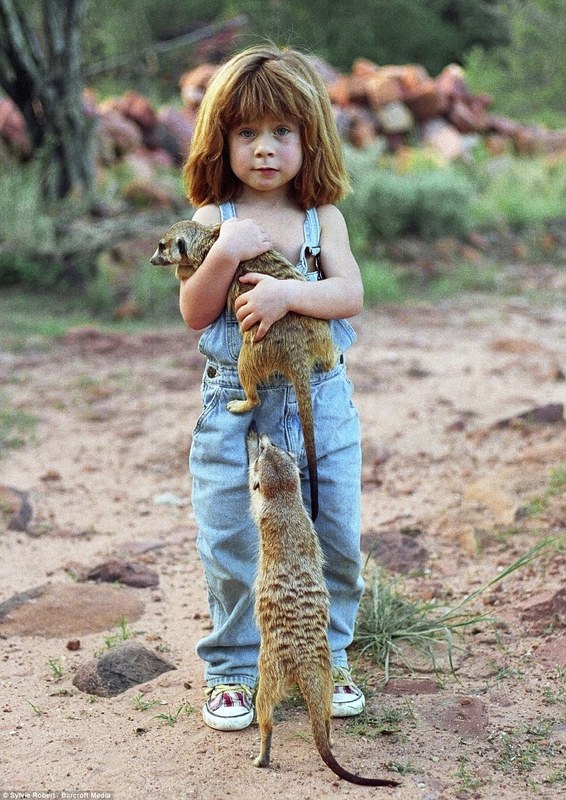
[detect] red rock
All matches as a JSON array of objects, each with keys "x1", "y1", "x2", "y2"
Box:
[
  {"x1": 532, "y1": 636, "x2": 566, "y2": 667},
  {"x1": 448, "y1": 98, "x2": 489, "y2": 133},
  {"x1": 0, "y1": 583, "x2": 145, "y2": 637},
  {"x1": 115, "y1": 91, "x2": 158, "y2": 131},
  {"x1": 435, "y1": 63, "x2": 470, "y2": 101},
  {"x1": 365, "y1": 73, "x2": 403, "y2": 109},
  {"x1": 97, "y1": 110, "x2": 143, "y2": 162},
  {"x1": 521, "y1": 588, "x2": 566, "y2": 633},
  {"x1": 432, "y1": 696, "x2": 489, "y2": 738},
  {"x1": 351, "y1": 57, "x2": 380, "y2": 78},
  {"x1": 421, "y1": 118, "x2": 465, "y2": 161},
  {"x1": 86, "y1": 558, "x2": 159, "y2": 588},
  {"x1": 404, "y1": 80, "x2": 448, "y2": 121},
  {"x1": 0, "y1": 485, "x2": 32, "y2": 531},
  {"x1": 179, "y1": 63, "x2": 218, "y2": 109}
]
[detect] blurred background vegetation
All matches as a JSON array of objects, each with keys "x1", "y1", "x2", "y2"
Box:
[
  {"x1": 83, "y1": 0, "x2": 565, "y2": 123},
  {"x1": 0, "y1": 0, "x2": 565, "y2": 322}
]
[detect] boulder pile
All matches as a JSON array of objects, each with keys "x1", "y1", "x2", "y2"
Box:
[{"x1": 1, "y1": 55, "x2": 565, "y2": 204}]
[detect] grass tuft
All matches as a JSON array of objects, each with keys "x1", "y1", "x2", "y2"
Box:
[{"x1": 354, "y1": 540, "x2": 557, "y2": 681}]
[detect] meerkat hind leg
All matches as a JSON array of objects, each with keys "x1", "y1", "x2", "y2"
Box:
[
  {"x1": 253, "y1": 675, "x2": 277, "y2": 768},
  {"x1": 227, "y1": 373, "x2": 261, "y2": 414}
]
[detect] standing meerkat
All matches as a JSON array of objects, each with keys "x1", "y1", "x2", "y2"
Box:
[
  {"x1": 247, "y1": 428, "x2": 400, "y2": 788},
  {"x1": 151, "y1": 218, "x2": 338, "y2": 521}
]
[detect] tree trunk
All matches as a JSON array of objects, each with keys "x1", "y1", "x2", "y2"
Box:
[{"x1": 0, "y1": 0, "x2": 94, "y2": 204}]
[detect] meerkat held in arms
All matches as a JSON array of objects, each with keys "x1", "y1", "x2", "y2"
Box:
[
  {"x1": 246, "y1": 428, "x2": 400, "y2": 787},
  {"x1": 151, "y1": 218, "x2": 337, "y2": 521}
]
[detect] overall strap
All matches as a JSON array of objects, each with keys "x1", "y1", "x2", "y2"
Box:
[
  {"x1": 303, "y1": 207, "x2": 321, "y2": 256},
  {"x1": 218, "y1": 201, "x2": 237, "y2": 221},
  {"x1": 299, "y1": 207, "x2": 322, "y2": 279}
]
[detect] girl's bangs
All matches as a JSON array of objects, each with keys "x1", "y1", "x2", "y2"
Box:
[{"x1": 223, "y1": 71, "x2": 308, "y2": 128}]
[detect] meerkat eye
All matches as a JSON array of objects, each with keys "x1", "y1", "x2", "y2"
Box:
[{"x1": 177, "y1": 237, "x2": 187, "y2": 256}]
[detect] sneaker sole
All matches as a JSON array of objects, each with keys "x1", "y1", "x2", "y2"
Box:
[
  {"x1": 332, "y1": 696, "x2": 366, "y2": 717},
  {"x1": 202, "y1": 705, "x2": 254, "y2": 731}
]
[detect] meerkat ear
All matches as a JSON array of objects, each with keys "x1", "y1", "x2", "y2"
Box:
[
  {"x1": 177, "y1": 237, "x2": 187, "y2": 256},
  {"x1": 253, "y1": 480, "x2": 260, "y2": 491}
]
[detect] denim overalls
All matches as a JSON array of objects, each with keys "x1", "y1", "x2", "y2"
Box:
[{"x1": 189, "y1": 202, "x2": 364, "y2": 689}]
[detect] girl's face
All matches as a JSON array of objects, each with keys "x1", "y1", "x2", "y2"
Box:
[{"x1": 227, "y1": 115, "x2": 303, "y2": 196}]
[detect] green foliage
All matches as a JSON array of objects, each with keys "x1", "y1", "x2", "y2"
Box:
[
  {"x1": 342, "y1": 146, "x2": 475, "y2": 243},
  {"x1": 464, "y1": 0, "x2": 566, "y2": 124},
  {"x1": 469, "y1": 154, "x2": 566, "y2": 231},
  {"x1": 222, "y1": 0, "x2": 508, "y2": 75},
  {"x1": 359, "y1": 260, "x2": 404, "y2": 304},
  {"x1": 354, "y1": 540, "x2": 556, "y2": 680},
  {"x1": 0, "y1": 403, "x2": 37, "y2": 454},
  {"x1": 130, "y1": 261, "x2": 179, "y2": 319},
  {"x1": 0, "y1": 163, "x2": 57, "y2": 287},
  {"x1": 75, "y1": 0, "x2": 512, "y2": 98}
]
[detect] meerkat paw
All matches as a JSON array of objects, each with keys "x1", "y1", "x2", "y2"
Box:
[{"x1": 227, "y1": 399, "x2": 257, "y2": 414}]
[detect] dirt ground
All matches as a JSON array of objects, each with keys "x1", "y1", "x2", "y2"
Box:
[{"x1": 1, "y1": 273, "x2": 565, "y2": 800}]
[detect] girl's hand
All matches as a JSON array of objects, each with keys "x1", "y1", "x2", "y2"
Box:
[
  {"x1": 234, "y1": 273, "x2": 294, "y2": 341},
  {"x1": 216, "y1": 218, "x2": 272, "y2": 263}
]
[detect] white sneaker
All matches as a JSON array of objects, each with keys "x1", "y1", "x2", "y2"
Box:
[
  {"x1": 332, "y1": 667, "x2": 366, "y2": 717},
  {"x1": 202, "y1": 684, "x2": 254, "y2": 731}
]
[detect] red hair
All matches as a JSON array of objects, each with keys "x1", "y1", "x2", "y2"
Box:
[{"x1": 184, "y1": 45, "x2": 351, "y2": 210}]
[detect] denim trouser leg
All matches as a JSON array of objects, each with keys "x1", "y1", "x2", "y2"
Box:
[{"x1": 190, "y1": 362, "x2": 363, "y2": 687}]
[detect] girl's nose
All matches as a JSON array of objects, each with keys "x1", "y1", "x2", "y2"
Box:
[{"x1": 254, "y1": 132, "x2": 274, "y2": 156}]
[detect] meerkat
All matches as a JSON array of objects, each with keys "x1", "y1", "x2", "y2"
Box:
[
  {"x1": 246, "y1": 428, "x2": 400, "y2": 788},
  {"x1": 151, "y1": 219, "x2": 338, "y2": 521}
]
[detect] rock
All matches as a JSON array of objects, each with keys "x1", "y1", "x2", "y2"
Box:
[
  {"x1": 156, "y1": 106, "x2": 196, "y2": 162},
  {"x1": 360, "y1": 529, "x2": 428, "y2": 574},
  {"x1": 375, "y1": 101, "x2": 414, "y2": 134},
  {"x1": 435, "y1": 63, "x2": 470, "y2": 102},
  {"x1": 365, "y1": 73, "x2": 403, "y2": 109},
  {"x1": 490, "y1": 337, "x2": 546, "y2": 355},
  {"x1": 86, "y1": 558, "x2": 159, "y2": 588},
  {"x1": 0, "y1": 485, "x2": 32, "y2": 532},
  {"x1": 0, "y1": 583, "x2": 145, "y2": 637},
  {"x1": 495, "y1": 403, "x2": 564, "y2": 428},
  {"x1": 96, "y1": 110, "x2": 143, "y2": 163},
  {"x1": 429, "y1": 696, "x2": 489, "y2": 738},
  {"x1": 179, "y1": 63, "x2": 218, "y2": 110},
  {"x1": 115, "y1": 91, "x2": 158, "y2": 132},
  {"x1": 521, "y1": 588, "x2": 566, "y2": 634},
  {"x1": 72, "y1": 640, "x2": 175, "y2": 697},
  {"x1": 448, "y1": 98, "x2": 490, "y2": 133},
  {"x1": 463, "y1": 480, "x2": 519, "y2": 527},
  {"x1": 532, "y1": 636, "x2": 566, "y2": 667},
  {"x1": 404, "y1": 80, "x2": 448, "y2": 121},
  {"x1": 421, "y1": 118, "x2": 466, "y2": 161},
  {"x1": 0, "y1": 96, "x2": 32, "y2": 158}
]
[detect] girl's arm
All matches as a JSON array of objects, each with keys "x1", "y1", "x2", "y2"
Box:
[
  {"x1": 179, "y1": 205, "x2": 272, "y2": 330},
  {"x1": 235, "y1": 205, "x2": 363, "y2": 341}
]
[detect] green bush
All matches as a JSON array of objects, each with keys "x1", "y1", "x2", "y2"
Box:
[
  {"x1": 359, "y1": 260, "x2": 404, "y2": 304},
  {"x1": 409, "y1": 170, "x2": 474, "y2": 239},
  {"x1": 0, "y1": 163, "x2": 58, "y2": 287},
  {"x1": 343, "y1": 147, "x2": 476, "y2": 244},
  {"x1": 469, "y1": 155, "x2": 566, "y2": 231}
]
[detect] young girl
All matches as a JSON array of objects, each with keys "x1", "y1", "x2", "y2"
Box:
[{"x1": 181, "y1": 45, "x2": 366, "y2": 732}]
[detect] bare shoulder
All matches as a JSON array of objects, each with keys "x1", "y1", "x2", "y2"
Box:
[
  {"x1": 317, "y1": 204, "x2": 353, "y2": 254},
  {"x1": 317, "y1": 204, "x2": 347, "y2": 231},
  {"x1": 192, "y1": 204, "x2": 221, "y2": 225}
]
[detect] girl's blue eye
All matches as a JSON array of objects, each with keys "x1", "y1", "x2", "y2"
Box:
[
  {"x1": 275, "y1": 127, "x2": 290, "y2": 136},
  {"x1": 239, "y1": 129, "x2": 254, "y2": 138}
]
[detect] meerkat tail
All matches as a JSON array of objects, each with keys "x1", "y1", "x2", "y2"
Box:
[
  {"x1": 309, "y1": 715, "x2": 399, "y2": 788},
  {"x1": 291, "y1": 365, "x2": 319, "y2": 521}
]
